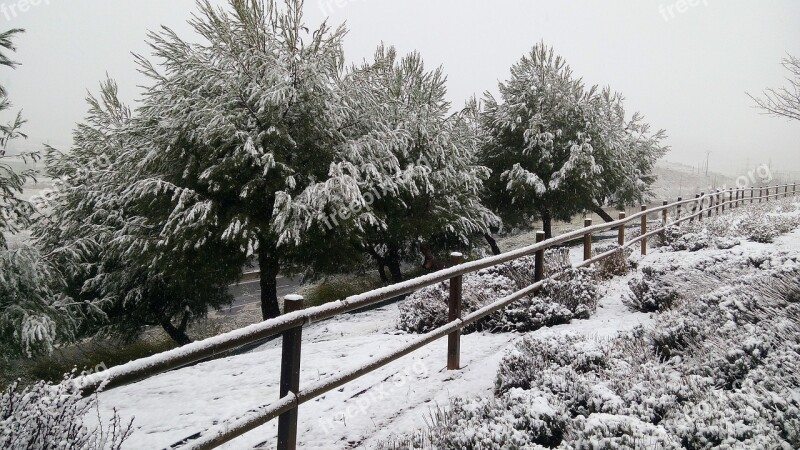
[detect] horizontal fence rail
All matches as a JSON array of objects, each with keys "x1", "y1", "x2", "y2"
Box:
[{"x1": 75, "y1": 183, "x2": 798, "y2": 450}]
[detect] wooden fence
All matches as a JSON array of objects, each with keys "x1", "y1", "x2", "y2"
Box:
[{"x1": 77, "y1": 183, "x2": 798, "y2": 450}]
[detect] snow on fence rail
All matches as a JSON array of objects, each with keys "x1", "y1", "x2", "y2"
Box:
[{"x1": 76, "y1": 183, "x2": 798, "y2": 450}]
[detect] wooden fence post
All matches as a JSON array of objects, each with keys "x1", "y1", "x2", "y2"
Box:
[
  {"x1": 759, "y1": 187, "x2": 763, "y2": 204},
  {"x1": 766, "y1": 186, "x2": 770, "y2": 202},
  {"x1": 751, "y1": 187, "x2": 755, "y2": 204},
  {"x1": 728, "y1": 189, "x2": 732, "y2": 209},
  {"x1": 618, "y1": 212, "x2": 626, "y2": 246},
  {"x1": 534, "y1": 231, "x2": 545, "y2": 282},
  {"x1": 640, "y1": 205, "x2": 647, "y2": 256},
  {"x1": 691, "y1": 194, "x2": 700, "y2": 223},
  {"x1": 721, "y1": 190, "x2": 726, "y2": 214},
  {"x1": 583, "y1": 219, "x2": 592, "y2": 261},
  {"x1": 786, "y1": 185, "x2": 790, "y2": 198},
  {"x1": 699, "y1": 193, "x2": 704, "y2": 222},
  {"x1": 794, "y1": 183, "x2": 797, "y2": 197},
  {"x1": 277, "y1": 295, "x2": 305, "y2": 450},
  {"x1": 447, "y1": 253, "x2": 464, "y2": 371},
  {"x1": 677, "y1": 197, "x2": 682, "y2": 221},
  {"x1": 714, "y1": 189, "x2": 720, "y2": 216}
]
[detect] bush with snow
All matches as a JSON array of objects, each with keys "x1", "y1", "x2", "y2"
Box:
[
  {"x1": 591, "y1": 244, "x2": 631, "y2": 280},
  {"x1": 377, "y1": 389, "x2": 567, "y2": 450},
  {"x1": 397, "y1": 251, "x2": 598, "y2": 334},
  {"x1": 625, "y1": 265, "x2": 680, "y2": 313},
  {"x1": 0, "y1": 378, "x2": 132, "y2": 450},
  {"x1": 383, "y1": 238, "x2": 800, "y2": 449},
  {"x1": 660, "y1": 199, "x2": 800, "y2": 251}
]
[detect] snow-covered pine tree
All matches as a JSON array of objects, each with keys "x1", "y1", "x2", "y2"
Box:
[
  {"x1": 116, "y1": 0, "x2": 365, "y2": 319},
  {"x1": 33, "y1": 80, "x2": 244, "y2": 346},
  {"x1": 326, "y1": 46, "x2": 499, "y2": 281},
  {"x1": 480, "y1": 43, "x2": 667, "y2": 238},
  {"x1": 0, "y1": 28, "x2": 32, "y2": 249},
  {"x1": 585, "y1": 88, "x2": 667, "y2": 217},
  {"x1": 480, "y1": 43, "x2": 600, "y2": 239},
  {"x1": 0, "y1": 28, "x2": 82, "y2": 358}
]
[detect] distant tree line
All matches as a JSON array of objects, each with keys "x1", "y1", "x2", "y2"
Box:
[{"x1": 1, "y1": 0, "x2": 667, "y2": 352}]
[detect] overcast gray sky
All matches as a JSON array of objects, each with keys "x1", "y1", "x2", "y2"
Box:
[{"x1": 2, "y1": 0, "x2": 799, "y2": 176}]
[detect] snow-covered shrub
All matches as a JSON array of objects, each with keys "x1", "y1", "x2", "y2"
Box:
[
  {"x1": 694, "y1": 331, "x2": 771, "y2": 390},
  {"x1": 738, "y1": 217, "x2": 778, "y2": 243},
  {"x1": 730, "y1": 203, "x2": 800, "y2": 243},
  {"x1": 544, "y1": 247, "x2": 572, "y2": 277},
  {"x1": 654, "y1": 225, "x2": 683, "y2": 248},
  {"x1": 668, "y1": 232, "x2": 710, "y2": 252},
  {"x1": 397, "y1": 269, "x2": 516, "y2": 334},
  {"x1": 625, "y1": 266, "x2": 680, "y2": 313},
  {"x1": 398, "y1": 258, "x2": 597, "y2": 334},
  {"x1": 378, "y1": 389, "x2": 567, "y2": 450},
  {"x1": 568, "y1": 413, "x2": 680, "y2": 450},
  {"x1": 0, "y1": 378, "x2": 132, "y2": 449},
  {"x1": 496, "y1": 335, "x2": 608, "y2": 394},
  {"x1": 591, "y1": 244, "x2": 631, "y2": 280},
  {"x1": 649, "y1": 313, "x2": 704, "y2": 361},
  {"x1": 385, "y1": 241, "x2": 800, "y2": 450},
  {"x1": 665, "y1": 391, "x2": 789, "y2": 450},
  {"x1": 655, "y1": 199, "x2": 800, "y2": 252}
]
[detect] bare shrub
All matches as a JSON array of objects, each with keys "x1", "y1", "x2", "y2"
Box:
[{"x1": 0, "y1": 377, "x2": 132, "y2": 450}]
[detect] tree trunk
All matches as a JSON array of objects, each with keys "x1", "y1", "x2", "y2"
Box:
[
  {"x1": 593, "y1": 206, "x2": 615, "y2": 223},
  {"x1": 376, "y1": 261, "x2": 389, "y2": 284},
  {"x1": 160, "y1": 316, "x2": 193, "y2": 346},
  {"x1": 386, "y1": 246, "x2": 403, "y2": 283},
  {"x1": 387, "y1": 259, "x2": 403, "y2": 283},
  {"x1": 484, "y1": 233, "x2": 501, "y2": 256},
  {"x1": 258, "y1": 246, "x2": 282, "y2": 320},
  {"x1": 365, "y1": 246, "x2": 389, "y2": 284},
  {"x1": 419, "y1": 243, "x2": 447, "y2": 271},
  {"x1": 541, "y1": 209, "x2": 553, "y2": 239}
]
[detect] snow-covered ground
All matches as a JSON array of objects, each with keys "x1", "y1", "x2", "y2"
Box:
[
  {"x1": 95, "y1": 246, "x2": 654, "y2": 449},
  {"x1": 96, "y1": 206, "x2": 800, "y2": 450}
]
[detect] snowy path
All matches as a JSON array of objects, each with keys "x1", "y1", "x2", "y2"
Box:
[{"x1": 95, "y1": 244, "x2": 657, "y2": 449}]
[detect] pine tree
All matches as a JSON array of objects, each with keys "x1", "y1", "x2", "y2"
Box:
[
  {"x1": 0, "y1": 29, "x2": 31, "y2": 248},
  {"x1": 0, "y1": 29, "x2": 82, "y2": 357},
  {"x1": 33, "y1": 80, "x2": 244, "y2": 346},
  {"x1": 106, "y1": 0, "x2": 363, "y2": 320},
  {"x1": 328, "y1": 46, "x2": 499, "y2": 280},
  {"x1": 480, "y1": 43, "x2": 666, "y2": 238},
  {"x1": 585, "y1": 88, "x2": 667, "y2": 215}
]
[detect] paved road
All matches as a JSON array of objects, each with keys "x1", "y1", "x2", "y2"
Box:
[
  {"x1": 221, "y1": 275, "x2": 302, "y2": 315},
  {"x1": 220, "y1": 225, "x2": 639, "y2": 317}
]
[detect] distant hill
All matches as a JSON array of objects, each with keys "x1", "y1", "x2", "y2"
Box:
[{"x1": 651, "y1": 160, "x2": 738, "y2": 201}]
